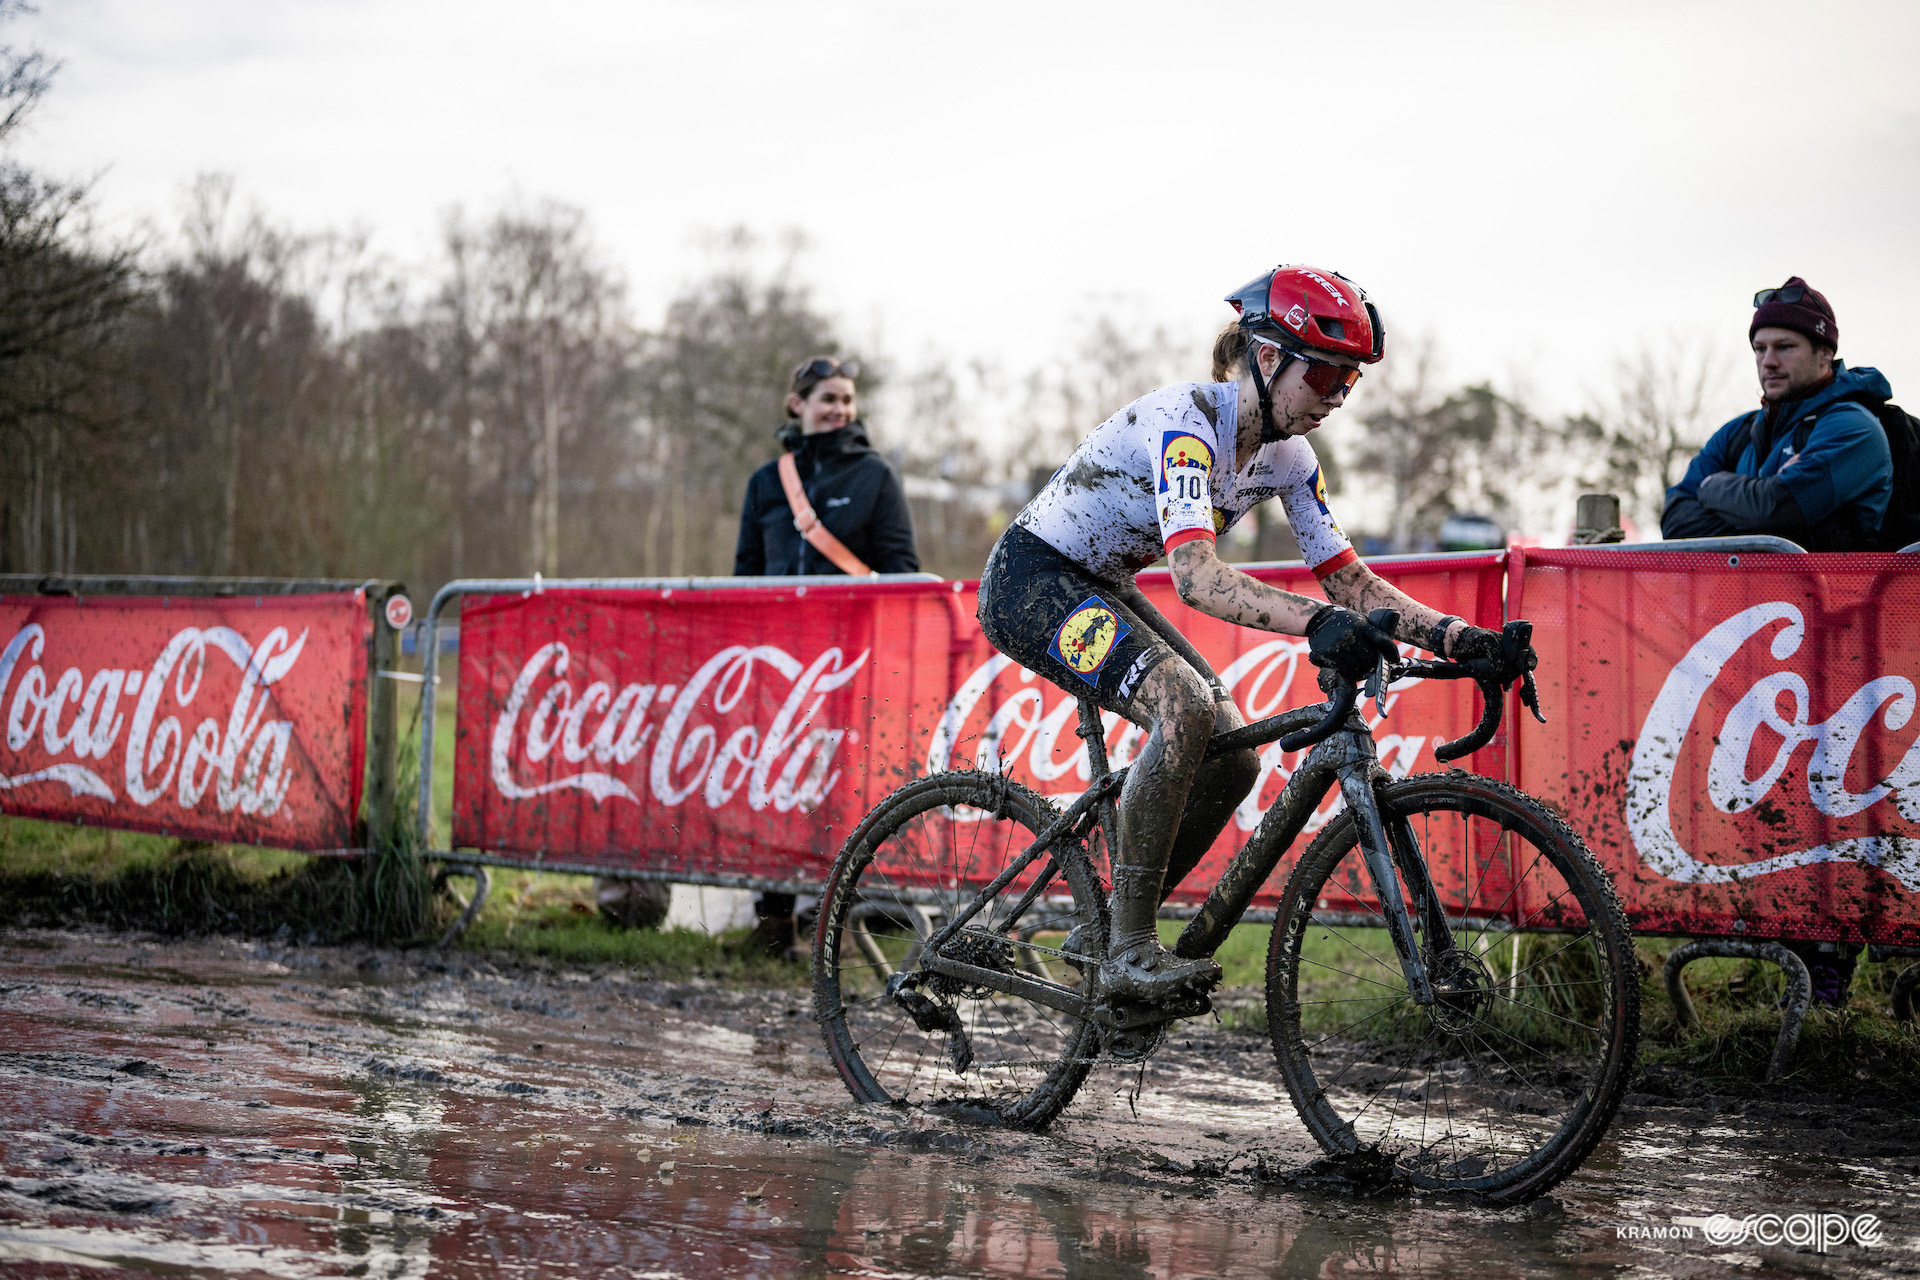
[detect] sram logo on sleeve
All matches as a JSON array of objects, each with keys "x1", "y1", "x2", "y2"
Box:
[{"x1": 1159, "y1": 432, "x2": 1213, "y2": 500}]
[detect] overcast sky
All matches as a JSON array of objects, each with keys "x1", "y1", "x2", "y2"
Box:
[{"x1": 13, "y1": 0, "x2": 1920, "y2": 419}]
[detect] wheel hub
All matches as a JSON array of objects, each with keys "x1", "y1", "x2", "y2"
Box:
[{"x1": 1426, "y1": 947, "x2": 1496, "y2": 1035}]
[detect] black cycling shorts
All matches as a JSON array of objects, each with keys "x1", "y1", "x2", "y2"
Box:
[{"x1": 977, "y1": 524, "x2": 1184, "y2": 722}]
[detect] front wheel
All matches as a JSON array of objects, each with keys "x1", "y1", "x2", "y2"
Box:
[
  {"x1": 812, "y1": 770, "x2": 1108, "y2": 1130},
  {"x1": 1267, "y1": 771, "x2": 1638, "y2": 1201}
]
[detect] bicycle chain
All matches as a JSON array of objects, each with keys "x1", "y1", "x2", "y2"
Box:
[{"x1": 954, "y1": 924, "x2": 1097, "y2": 966}]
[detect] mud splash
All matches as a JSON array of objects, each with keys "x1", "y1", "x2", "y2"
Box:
[{"x1": 0, "y1": 928, "x2": 1914, "y2": 1277}]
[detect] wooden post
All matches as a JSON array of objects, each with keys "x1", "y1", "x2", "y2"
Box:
[{"x1": 1571, "y1": 494, "x2": 1627, "y2": 545}]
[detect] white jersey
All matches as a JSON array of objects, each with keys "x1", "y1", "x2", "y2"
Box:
[{"x1": 1015, "y1": 381, "x2": 1358, "y2": 582}]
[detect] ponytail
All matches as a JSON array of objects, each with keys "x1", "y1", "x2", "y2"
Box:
[{"x1": 1211, "y1": 323, "x2": 1249, "y2": 383}]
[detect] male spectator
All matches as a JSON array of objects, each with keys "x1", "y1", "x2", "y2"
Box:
[
  {"x1": 735, "y1": 356, "x2": 920, "y2": 956},
  {"x1": 1662, "y1": 277, "x2": 1893, "y2": 551},
  {"x1": 1664, "y1": 278, "x2": 1895, "y2": 1002}
]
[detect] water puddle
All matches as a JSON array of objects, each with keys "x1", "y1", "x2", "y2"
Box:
[{"x1": 0, "y1": 930, "x2": 1914, "y2": 1277}]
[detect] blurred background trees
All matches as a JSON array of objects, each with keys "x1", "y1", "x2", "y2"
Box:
[{"x1": 0, "y1": 9, "x2": 1727, "y2": 593}]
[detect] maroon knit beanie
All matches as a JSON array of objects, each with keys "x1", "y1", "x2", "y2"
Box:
[{"x1": 1750, "y1": 276, "x2": 1838, "y2": 350}]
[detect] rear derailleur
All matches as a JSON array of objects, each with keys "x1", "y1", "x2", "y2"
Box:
[{"x1": 887, "y1": 972, "x2": 973, "y2": 1074}]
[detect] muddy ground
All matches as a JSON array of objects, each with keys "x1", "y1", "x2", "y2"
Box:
[{"x1": 1, "y1": 928, "x2": 1916, "y2": 1279}]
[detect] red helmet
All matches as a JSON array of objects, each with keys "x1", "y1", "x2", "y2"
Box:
[{"x1": 1226, "y1": 265, "x2": 1384, "y2": 364}]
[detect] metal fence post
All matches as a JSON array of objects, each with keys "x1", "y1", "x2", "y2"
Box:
[{"x1": 363, "y1": 583, "x2": 406, "y2": 849}]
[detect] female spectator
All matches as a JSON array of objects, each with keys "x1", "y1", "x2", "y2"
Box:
[
  {"x1": 733, "y1": 356, "x2": 920, "y2": 577},
  {"x1": 734, "y1": 356, "x2": 919, "y2": 956}
]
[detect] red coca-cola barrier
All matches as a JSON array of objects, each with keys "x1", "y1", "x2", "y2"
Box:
[
  {"x1": 0, "y1": 592, "x2": 371, "y2": 850},
  {"x1": 450, "y1": 554, "x2": 1506, "y2": 906},
  {"x1": 1509, "y1": 548, "x2": 1920, "y2": 944}
]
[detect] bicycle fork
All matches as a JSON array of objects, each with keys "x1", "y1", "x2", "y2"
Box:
[{"x1": 1338, "y1": 763, "x2": 1455, "y2": 1008}]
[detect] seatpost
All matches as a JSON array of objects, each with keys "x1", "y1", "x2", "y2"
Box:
[{"x1": 1076, "y1": 699, "x2": 1119, "y2": 874}]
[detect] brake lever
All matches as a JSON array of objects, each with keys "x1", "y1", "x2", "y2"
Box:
[
  {"x1": 1519, "y1": 668, "x2": 1547, "y2": 724},
  {"x1": 1365, "y1": 608, "x2": 1400, "y2": 723},
  {"x1": 1501, "y1": 617, "x2": 1546, "y2": 724}
]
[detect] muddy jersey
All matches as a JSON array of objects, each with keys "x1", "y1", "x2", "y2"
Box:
[{"x1": 1014, "y1": 381, "x2": 1357, "y2": 582}]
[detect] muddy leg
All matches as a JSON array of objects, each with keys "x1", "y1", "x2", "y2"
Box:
[
  {"x1": 1104, "y1": 661, "x2": 1223, "y2": 999},
  {"x1": 1159, "y1": 706, "x2": 1259, "y2": 904}
]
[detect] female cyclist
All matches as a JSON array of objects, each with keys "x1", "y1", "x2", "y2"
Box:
[{"x1": 976, "y1": 265, "x2": 1532, "y2": 1000}]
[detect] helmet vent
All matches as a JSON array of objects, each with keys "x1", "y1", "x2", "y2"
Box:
[{"x1": 1316, "y1": 318, "x2": 1346, "y2": 340}]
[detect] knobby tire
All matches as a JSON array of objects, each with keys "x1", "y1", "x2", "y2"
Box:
[
  {"x1": 813, "y1": 770, "x2": 1108, "y2": 1131},
  {"x1": 1266, "y1": 771, "x2": 1638, "y2": 1202}
]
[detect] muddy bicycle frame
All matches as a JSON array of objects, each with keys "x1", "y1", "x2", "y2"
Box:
[{"x1": 900, "y1": 653, "x2": 1524, "y2": 1031}]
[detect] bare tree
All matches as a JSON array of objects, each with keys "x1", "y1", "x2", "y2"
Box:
[
  {"x1": 1007, "y1": 304, "x2": 1199, "y2": 478},
  {"x1": 1346, "y1": 337, "x2": 1543, "y2": 552},
  {"x1": 0, "y1": 4, "x2": 138, "y2": 572},
  {"x1": 1584, "y1": 339, "x2": 1736, "y2": 531},
  {"x1": 634, "y1": 229, "x2": 846, "y2": 576},
  {"x1": 425, "y1": 202, "x2": 639, "y2": 578}
]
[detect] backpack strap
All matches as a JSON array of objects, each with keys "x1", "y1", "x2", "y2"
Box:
[
  {"x1": 1724, "y1": 411, "x2": 1758, "y2": 470},
  {"x1": 776, "y1": 452, "x2": 872, "y2": 576}
]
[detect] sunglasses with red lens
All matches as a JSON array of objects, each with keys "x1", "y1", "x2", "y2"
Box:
[
  {"x1": 1256, "y1": 336, "x2": 1361, "y2": 399},
  {"x1": 1300, "y1": 357, "x2": 1363, "y2": 399}
]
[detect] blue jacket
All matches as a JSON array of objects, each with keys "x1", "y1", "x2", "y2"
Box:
[{"x1": 1663, "y1": 362, "x2": 1894, "y2": 549}]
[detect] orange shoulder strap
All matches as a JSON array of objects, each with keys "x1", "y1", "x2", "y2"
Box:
[{"x1": 775, "y1": 452, "x2": 872, "y2": 576}]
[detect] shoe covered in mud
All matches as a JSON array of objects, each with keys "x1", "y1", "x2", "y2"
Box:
[{"x1": 1097, "y1": 939, "x2": 1221, "y2": 1002}]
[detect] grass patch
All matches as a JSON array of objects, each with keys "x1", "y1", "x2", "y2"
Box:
[
  {"x1": 454, "y1": 868, "x2": 805, "y2": 984},
  {"x1": 0, "y1": 670, "x2": 451, "y2": 945},
  {"x1": 1637, "y1": 939, "x2": 1920, "y2": 1096},
  {"x1": 0, "y1": 815, "x2": 445, "y2": 942}
]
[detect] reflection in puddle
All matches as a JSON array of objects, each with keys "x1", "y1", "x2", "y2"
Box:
[{"x1": 0, "y1": 932, "x2": 1914, "y2": 1278}]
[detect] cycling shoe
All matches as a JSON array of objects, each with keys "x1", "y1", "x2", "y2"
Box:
[{"x1": 1097, "y1": 939, "x2": 1221, "y2": 1002}]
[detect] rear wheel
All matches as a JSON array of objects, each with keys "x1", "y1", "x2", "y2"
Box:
[
  {"x1": 813, "y1": 771, "x2": 1108, "y2": 1130},
  {"x1": 1267, "y1": 771, "x2": 1638, "y2": 1201}
]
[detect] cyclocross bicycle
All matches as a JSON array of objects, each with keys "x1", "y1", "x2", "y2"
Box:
[{"x1": 812, "y1": 616, "x2": 1639, "y2": 1202}]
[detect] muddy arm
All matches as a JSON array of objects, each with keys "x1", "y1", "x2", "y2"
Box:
[
  {"x1": 1318, "y1": 559, "x2": 1466, "y2": 654},
  {"x1": 1167, "y1": 539, "x2": 1324, "y2": 634}
]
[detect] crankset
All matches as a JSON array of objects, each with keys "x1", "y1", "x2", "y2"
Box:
[{"x1": 1093, "y1": 992, "x2": 1213, "y2": 1063}]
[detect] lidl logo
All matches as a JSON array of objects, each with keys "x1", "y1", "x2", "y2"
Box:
[
  {"x1": 1311, "y1": 466, "x2": 1345, "y2": 537},
  {"x1": 1049, "y1": 596, "x2": 1130, "y2": 684},
  {"x1": 1159, "y1": 432, "x2": 1213, "y2": 494}
]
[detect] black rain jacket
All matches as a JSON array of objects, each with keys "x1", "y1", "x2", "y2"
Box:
[{"x1": 733, "y1": 420, "x2": 920, "y2": 577}]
